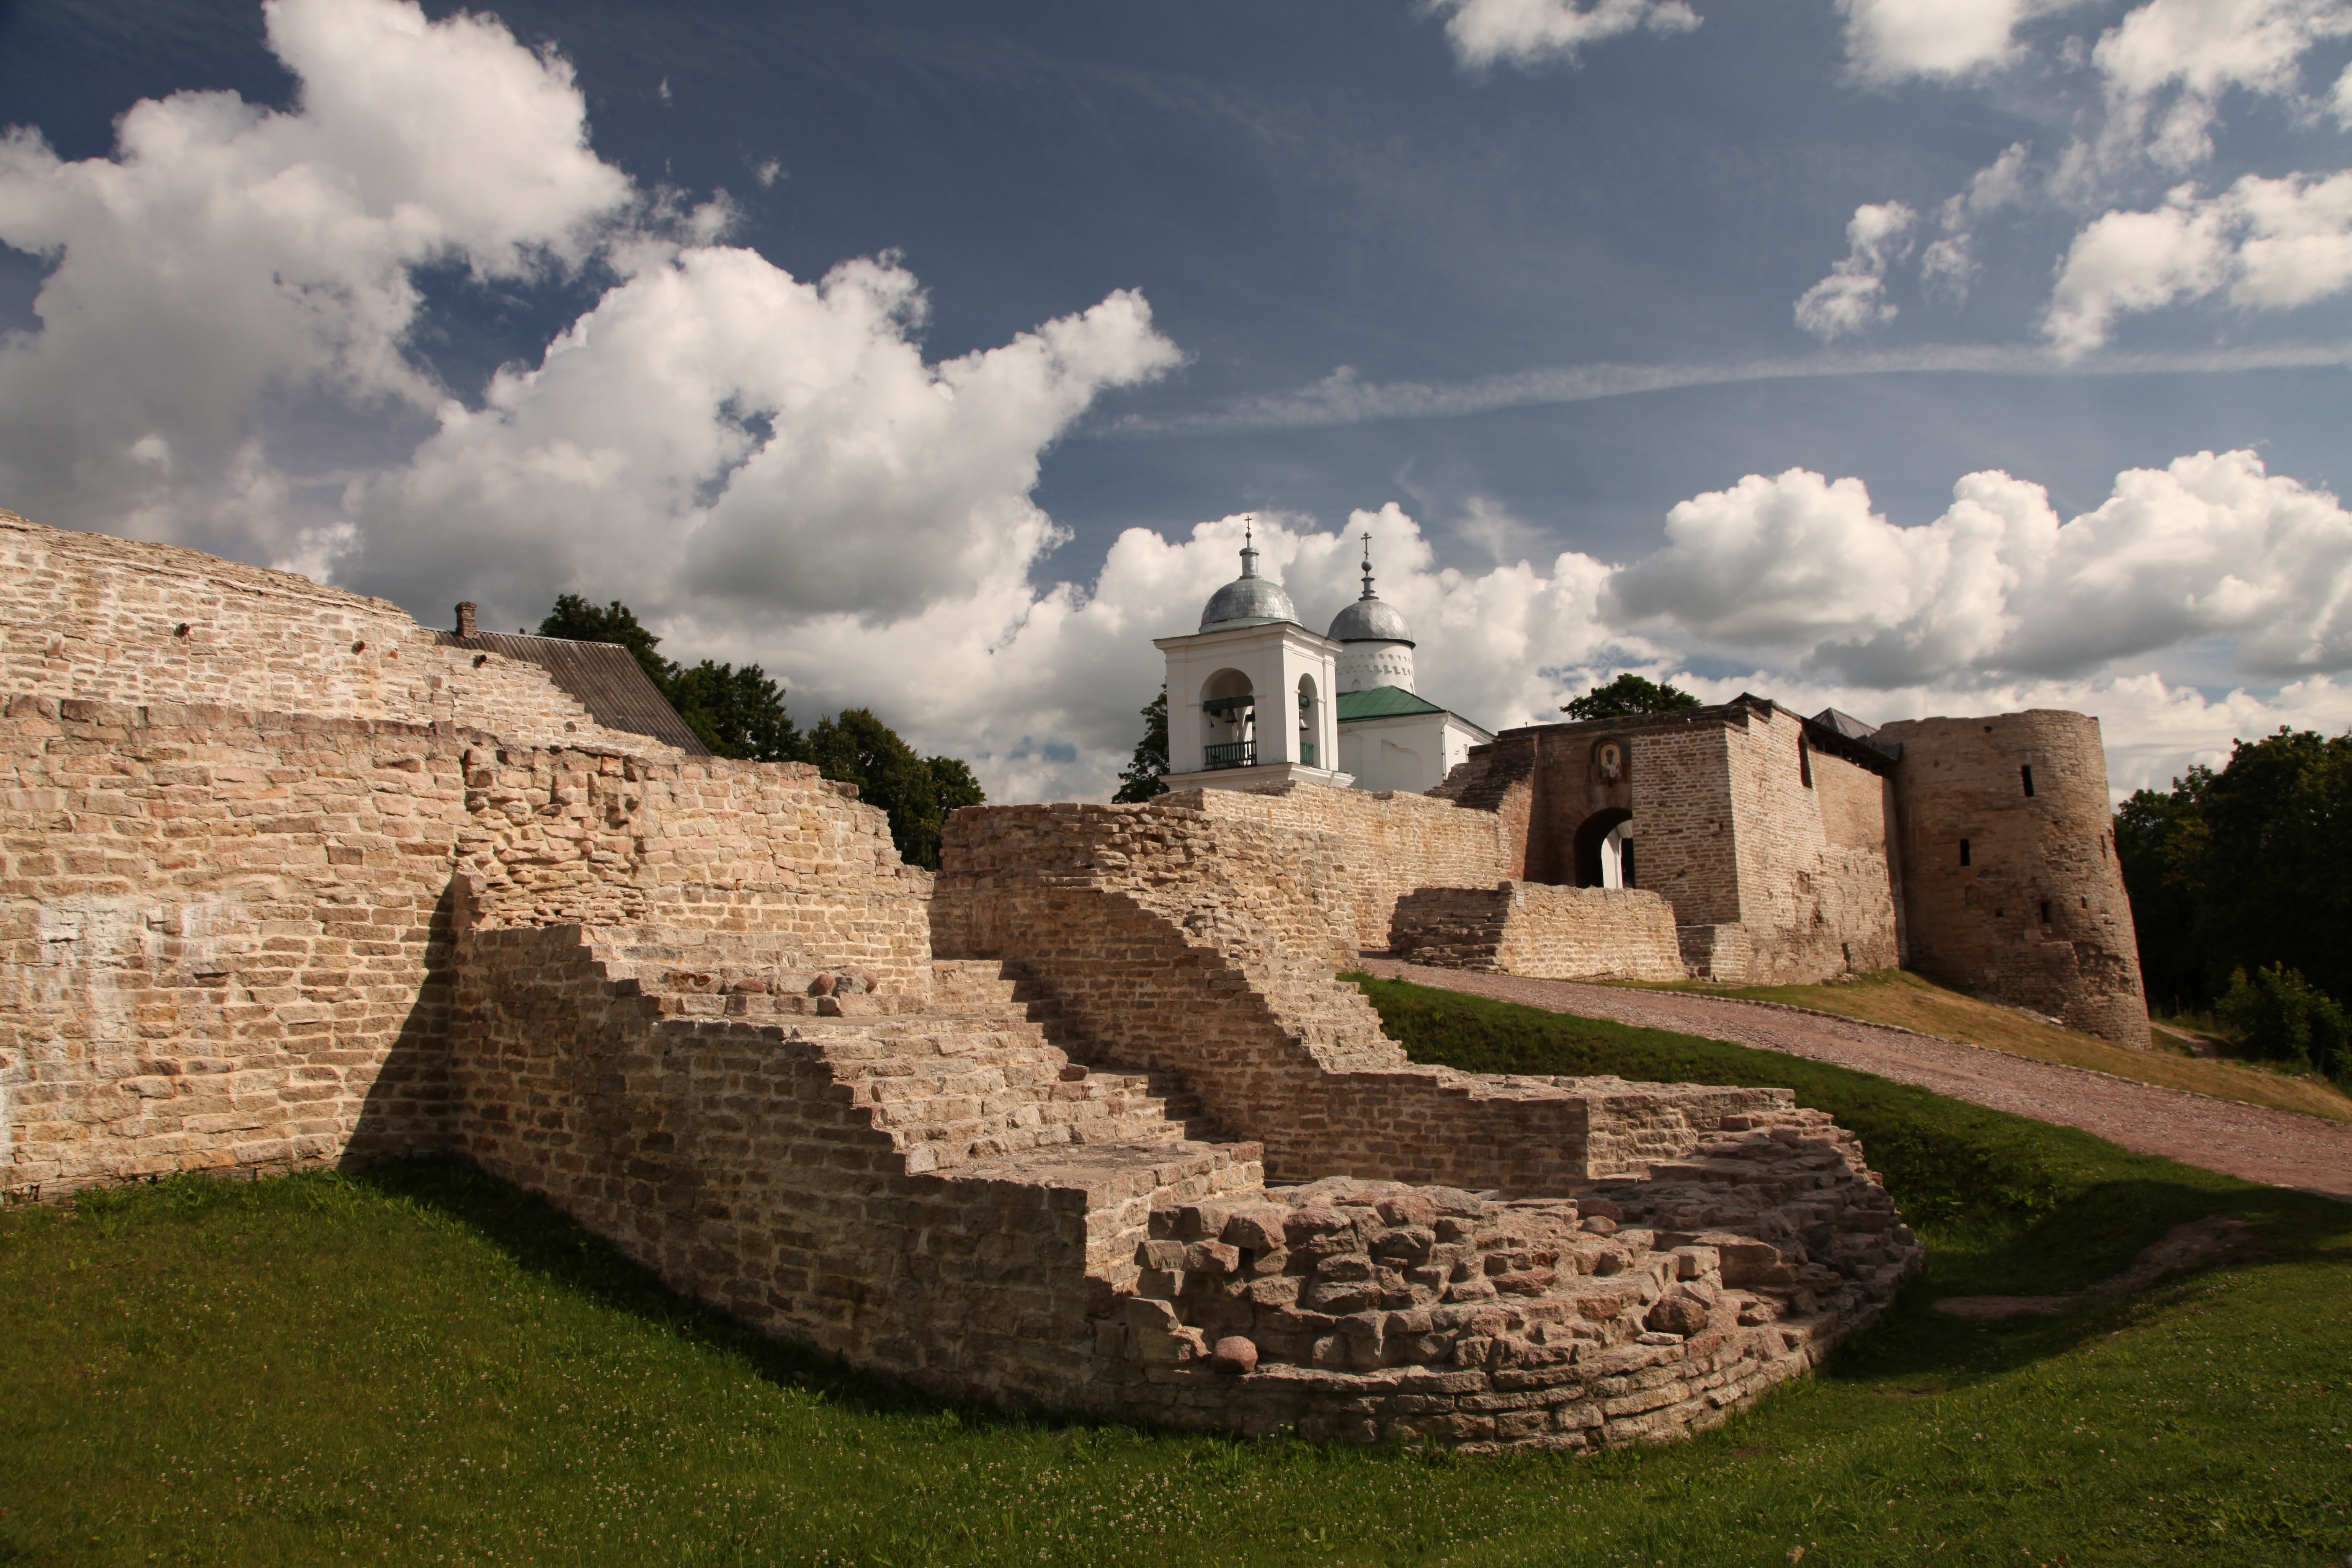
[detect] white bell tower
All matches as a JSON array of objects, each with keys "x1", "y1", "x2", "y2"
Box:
[{"x1": 1152, "y1": 521, "x2": 1353, "y2": 791}]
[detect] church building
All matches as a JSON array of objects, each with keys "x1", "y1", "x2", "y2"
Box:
[{"x1": 1155, "y1": 528, "x2": 1491, "y2": 795}]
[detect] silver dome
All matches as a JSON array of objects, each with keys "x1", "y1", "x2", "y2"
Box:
[
  {"x1": 1328, "y1": 594, "x2": 1413, "y2": 645},
  {"x1": 1200, "y1": 534, "x2": 1298, "y2": 630}
]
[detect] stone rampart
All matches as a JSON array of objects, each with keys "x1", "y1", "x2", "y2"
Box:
[
  {"x1": 1189, "y1": 784, "x2": 1516, "y2": 951},
  {"x1": 456, "y1": 745, "x2": 933, "y2": 993},
  {"x1": 1390, "y1": 882, "x2": 1687, "y2": 982},
  {"x1": 0, "y1": 692, "x2": 933, "y2": 1197},
  {"x1": 0, "y1": 511, "x2": 658, "y2": 754},
  {"x1": 931, "y1": 795, "x2": 1793, "y2": 1189},
  {"x1": 0, "y1": 696, "x2": 466, "y2": 1194},
  {"x1": 1716, "y1": 707, "x2": 1901, "y2": 984}
]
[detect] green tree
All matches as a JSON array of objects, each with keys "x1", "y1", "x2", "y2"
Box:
[
  {"x1": 807, "y1": 708, "x2": 981, "y2": 871},
  {"x1": 666, "y1": 659, "x2": 806, "y2": 763},
  {"x1": 928, "y1": 754, "x2": 988, "y2": 828},
  {"x1": 1562, "y1": 673, "x2": 1703, "y2": 721},
  {"x1": 1113, "y1": 686, "x2": 1170, "y2": 802},
  {"x1": 537, "y1": 594, "x2": 673, "y2": 692},
  {"x1": 2116, "y1": 726, "x2": 2352, "y2": 1011},
  {"x1": 2216, "y1": 965, "x2": 2351, "y2": 1084},
  {"x1": 534, "y1": 598, "x2": 985, "y2": 864}
]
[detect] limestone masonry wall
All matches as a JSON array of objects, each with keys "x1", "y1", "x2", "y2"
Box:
[
  {"x1": 456, "y1": 745, "x2": 933, "y2": 993},
  {"x1": 0, "y1": 512, "x2": 655, "y2": 755},
  {"x1": 0, "y1": 697, "x2": 465, "y2": 1195},
  {"x1": 1197, "y1": 783, "x2": 1518, "y2": 951},
  {"x1": 1716, "y1": 708, "x2": 1901, "y2": 985},
  {"x1": 932, "y1": 797, "x2": 1792, "y2": 1189},
  {"x1": 1879, "y1": 711, "x2": 2146, "y2": 1046},
  {"x1": 0, "y1": 693, "x2": 932, "y2": 1197},
  {"x1": 1390, "y1": 883, "x2": 1686, "y2": 982}
]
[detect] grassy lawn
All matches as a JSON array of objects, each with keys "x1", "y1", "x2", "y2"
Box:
[
  {"x1": 0, "y1": 980, "x2": 2343, "y2": 1567},
  {"x1": 1585, "y1": 966, "x2": 2352, "y2": 1124}
]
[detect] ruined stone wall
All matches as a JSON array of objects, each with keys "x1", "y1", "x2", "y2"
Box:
[
  {"x1": 457, "y1": 746, "x2": 933, "y2": 993},
  {"x1": 0, "y1": 690, "x2": 933, "y2": 1197},
  {"x1": 0, "y1": 697, "x2": 467, "y2": 1196},
  {"x1": 1878, "y1": 711, "x2": 2147, "y2": 1046},
  {"x1": 1390, "y1": 882, "x2": 1687, "y2": 982},
  {"x1": 446, "y1": 924, "x2": 1261, "y2": 1406},
  {"x1": 1715, "y1": 709, "x2": 1901, "y2": 985},
  {"x1": 0, "y1": 511, "x2": 657, "y2": 754},
  {"x1": 933, "y1": 796, "x2": 1791, "y2": 1190},
  {"x1": 1191, "y1": 783, "x2": 1516, "y2": 952}
]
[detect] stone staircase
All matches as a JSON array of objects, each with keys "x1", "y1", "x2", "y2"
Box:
[{"x1": 583, "y1": 932, "x2": 1230, "y2": 1179}]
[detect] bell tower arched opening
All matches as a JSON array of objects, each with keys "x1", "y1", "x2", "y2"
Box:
[{"x1": 1201, "y1": 668, "x2": 1256, "y2": 770}]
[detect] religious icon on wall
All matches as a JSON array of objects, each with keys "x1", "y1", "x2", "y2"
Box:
[{"x1": 1596, "y1": 742, "x2": 1622, "y2": 781}]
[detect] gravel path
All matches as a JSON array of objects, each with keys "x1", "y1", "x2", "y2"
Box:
[{"x1": 1359, "y1": 958, "x2": 2352, "y2": 1203}]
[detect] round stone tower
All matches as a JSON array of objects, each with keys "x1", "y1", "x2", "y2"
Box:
[{"x1": 1876, "y1": 709, "x2": 2148, "y2": 1047}]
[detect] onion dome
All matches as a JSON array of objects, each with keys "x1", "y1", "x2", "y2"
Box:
[
  {"x1": 1326, "y1": 536, "x2": 1414, "y2": 646},
  {"x1": 1200, "y1": 523, "x2": 1298, "y2": 630}
]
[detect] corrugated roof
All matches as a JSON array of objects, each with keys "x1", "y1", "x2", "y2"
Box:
[
  {"x1": 434, "y1": 631, "x2": 710, "y2": 754},
  {"x1": 1336, "y1": 686, "x2": 1448, "y2": 721}
]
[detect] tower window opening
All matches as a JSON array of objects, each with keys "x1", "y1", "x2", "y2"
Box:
[
  {"x1": 1798, "y1": 736, "x2": 1813, "y2": 788},
  {"x1": 1959, "y1": 838, "x2": 1971, "y2": 866},
  {"x1": 2020, "y1": 764, "x2": 2035, "y2": 796},
  {"x1": 2099, "y1": 831, "x2": 2109, "y2": 861},
  {"x1": 2039, "y1": 900, "x2": 2052, "y2": 926},
  {"x1": 2080, "y1": 895, "x2": 2089, "y2": 909}
]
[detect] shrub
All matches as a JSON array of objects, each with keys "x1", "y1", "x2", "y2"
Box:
[{"x1": 2215, "y1": 963, "x2": 2352, "y2": 1083}]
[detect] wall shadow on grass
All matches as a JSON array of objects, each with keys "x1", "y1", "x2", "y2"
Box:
[{"x1": 345, "y1": 1157, "x2": 1096, "y2": 1437}]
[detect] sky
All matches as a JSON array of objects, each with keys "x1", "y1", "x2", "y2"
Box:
[{"x1": 0, "y1": 0, "x2": 2347, "y2": 802}]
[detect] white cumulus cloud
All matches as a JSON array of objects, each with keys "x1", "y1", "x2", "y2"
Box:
[
  {"x1": 0, "y1": 0, "x2": 633, "y2": 559},
  {"x1": 1601, "y1": 449, "x2": 2352, "y2": 684},
  {"x1": 343, "y1": 249, "x2": 1180, "y2": 626},
  {"x1": 2044, "y1": 171, "x2": 2352, "y2": 354},
  {"x1": 1429, "y1": 0, "x2": 1701, "y2": 69},
  {"x1": 1794, "y1": 202, "x2": 1919, "y2": 339},
  {"x1": 1837, "y1": 0, "x2": 2066, "y2": 83}
]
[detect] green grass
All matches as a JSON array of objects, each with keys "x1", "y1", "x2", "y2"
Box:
[{"x1": 0, "y1": 979, "x2": 2344, "y2": 1567}]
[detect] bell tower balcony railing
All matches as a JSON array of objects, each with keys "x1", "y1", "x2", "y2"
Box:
[{"x1": 1203, "y1": 740, "x2": 1256, "y2": 770}]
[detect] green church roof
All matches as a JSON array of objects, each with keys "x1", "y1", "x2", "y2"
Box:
[{"x1": 1335, "y1": 686, "x2": 1449, "y2": 721}]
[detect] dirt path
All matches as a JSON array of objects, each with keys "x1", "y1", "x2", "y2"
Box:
[{"x1": 1359, "y1": 959, "x2": 2352, "y2": 1203}]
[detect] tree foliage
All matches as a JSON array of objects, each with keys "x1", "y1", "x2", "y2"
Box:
[
  {"x1": 2216, "y1": 964, "x2": 2351, "y2": 1084},
  {"x1": 2115, "y1": 725, "x2": 2352, "y2": 1019},
  {"x1": 666, "y1": 660, "x2": 804, "y2": 763},
  {"x1": 806, "y1": 708, "x2": 984, "y2": 872},
  {"x1": 1113, "y1": 686, "x2": 1171, "y2": 803},
  {"x1": 1562, "y1": 673, "x2": 1702, "y2": 720},
  {"x1": 534, "y1": 598, "x2": 983, "y2": 869}
]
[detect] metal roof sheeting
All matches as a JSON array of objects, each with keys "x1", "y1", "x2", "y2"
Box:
[{"x1": 434, "y1": 631, "x2": 710, "y2": 755}]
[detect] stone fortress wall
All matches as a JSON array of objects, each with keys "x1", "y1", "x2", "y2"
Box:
[
  {"x1": 0, "y1": 511, "x2": 651, "y2": 753},
  {"x1": 1388, "y1": 882, "x2": 1686, "y2": 982}
]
